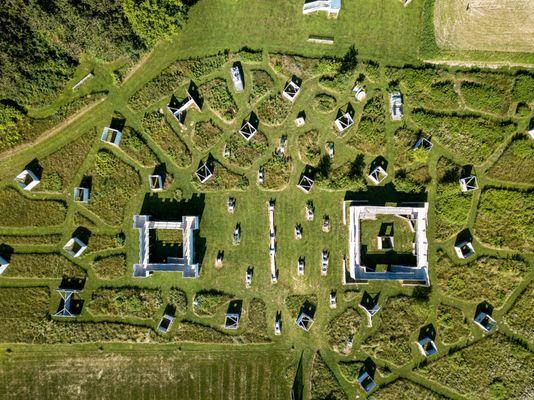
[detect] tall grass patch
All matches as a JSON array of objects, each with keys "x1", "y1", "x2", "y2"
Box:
[
  {"x1": 434, "y1": 252, "x2": 528, "y2": 307},
  {"x1": 85, "y1": 150, "x2": 141, "y2": 226},
  {"x1": 39, "y1": 131, "x2": 95, "y2": 192},
  {"x1": 142, "y1": 111, "x2": 192, "y2": 168},
  {"x1": 89, "y1": 287, "x2": 163, "y2": 319},
  {"x1": 0, "y1": 188, "x2": 66, "y2": 227},
  {"x1": 475, "y1": 188, "x2": 533, "y2": 251}
]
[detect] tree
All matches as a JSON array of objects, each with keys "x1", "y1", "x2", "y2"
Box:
[{"x1": 122, "y1": 0, "x2": 189, "y2": 45}]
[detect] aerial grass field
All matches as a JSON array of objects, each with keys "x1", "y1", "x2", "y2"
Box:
[{"x1": 0, "y1": 0, "x2": 532, "y2": 399}]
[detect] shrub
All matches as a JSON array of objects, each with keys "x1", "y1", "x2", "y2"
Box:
[
  {"x1": 260, "y1": 155, "x2": 292, "y2": 190},
  {"x1": 191, "y1": 120, "x2": 224, "y2": 151},
  {"x1": 121, "y1": 0, "x2": 189, "y2": 45},
  {"x1": 319, "y1": 71, "x2": 354, "y2": 92},
  {"x1": 315, "y1": 158, "x2": 367, "y2": 191},
  {"x1": 312, "y1": 94, "x2": 337, "y2": 113},
  {"x1": 168, "y1": 288, "x2": 187, "y2": 314},
  {"x1": 89, "y1": 287, "x2": 163, "y2": 319},
  {"x1": 86, "y1": 150, "x2": 141, "y2": 226},
  {"x1": 487, "y1": 136, "x2": 534, "y2": 184},
  {"x1": 436, "y1": 304, "x2": 471, "y2": 345},
  {"x1": 142, "y1": 111, "x2": 192, "y2": 167},
  {"x1": 225, "y1": 131, "x2": 269, "y2": 168},
  {"x1": 310, "y1": 352, "x2": 347, "y2": 400},
  {"x1": 512, "y1": 72, "x2": 534, "y2": 103},
  {"x1": 475, "y1": 188, "x2": 533, "y2": 251},
  {"x1": 327, "y1": 308, "x2": 361, "y2": 352},
  {"x1": 192, "y1": 161, "x2": 249, "y2": 191},
  {"x1": 434, "y1": 252, "x2": 528, "y2": 306},
  {"x1": 362, "y1": 296, "x2": 430, "y2": 365},
  {"x1": 193, "y1": 290, "x2": 233, "y2": 316},
  {"x1": 411, "y1": 109, "x2": 514, "y2": 163},
  {"x1": 393, "y1": 126, "x2": 420, "y2": 166},
  {"x1": 504, "y1": 283, "x2": 533, "y2": 342},
  {"x1": 347, "y1": 92, "x2": 386, "y2": 154},
  {"x1": 173, "y1": 54, "x2": 227, "y2": 79},
  {"x1": 0, "y1": 188, "x2": 66, "y2": 227},
  {"x1": 297, "y1": 130, "x2": 321, "y2": 165},
  {"x1": 249, "y1": 69, "x2": 275, "y2": 103},
  {"x1": 4, "y1": 252, "x2": 85, "y2": 278},
  {"x1": 394, "y1": 165, "x2": 430, "y2": 193},
  {"x1": 460, "y1": 81, "x2": 510, "y2": 115},
  {"x1": 233, "y1": 48, "x2": 263, "y2": 63},
  {"x1": 337, "y1": 361, "x2": 363, "y2": 382},
  {"x1": 121, "y1": 126, "x2": 159, "y2": 167},
  {"x1": 92, "y1": 254, "x2": 127, "y2": 279},
  {"x1": 418, "y1": 334, "x2": 533, "y2": 399},
  {"x1": 200, "y1": 78, "x2": 238, "y2": 121},
  {"x1": 128, "y1": 67, "x2": 186, "y2": 111},
  {"x1": 256, "y1": 94, "x2": 291, "y2": 125}
]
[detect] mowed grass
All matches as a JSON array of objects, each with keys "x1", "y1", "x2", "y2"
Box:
[
  {"x1": 434, "y1": 0, "x2": 534, "y2": 53},
  {"x1": 177, "y1": 0, "x2": 425, "y2": 64},
  {"x1": 0, "y1": 350, "x2": 294, "y2": 400}
]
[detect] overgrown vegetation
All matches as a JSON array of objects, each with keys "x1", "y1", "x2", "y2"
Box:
[
  {"x1": 487, "y1": 136, "x2": 534, "y2": 184},
  {"x1": 434, "y1": 252, "x2": 528, "y2": 306},
  {"x1": 504, "y1": 283, "x2": 533, "y2": 342},
  {"x1": 225, "y1": 131, "x2": 269, "y2": 168},
  {"x1": 475, "y1": 188, "x2": 533, "y2": 251},
  {"x1": 260, "y1": 155, "x2": 292, "y2": 190},
  {"x1": 347, "y1": 92, "x2": 386, "y2": 154},
  {"x1": 0, "y1": 188, "x2": 67, "y2": 227},
  {"x1": 200, "y1": 78, "x2": 238, "y2": 121},
  {"x1": 4, "y1": 252, "x2": 84, "y2": 278},
  {"x1": 89, "y1": 287, "x2": 163, "y2": 319},
  {"x1": 193, "y1": 290, "x2": 234, "y2": 316},
  {"x1": 85, "y1": 150, "x2": 141, "y2": 226},
  {"x1": 327, "y1": 307, "x2": 361, "y2": 352},
  {"x1": 142, "y1": 111, "x2": 192, "y2": 167},
  {"x1": 310, "y1": 352, "x2": 347, "y2": 400},
  {"x1": 297, "y1": 130, "x2": 321, "y2": 166},
  {"x1": 419, "y1": 334, "x2": 533, "y2": 399},
  {"x1": 256, "y1": 94, "x2": 292, "y2": 125},
  {"x1": 193, "y1": 160, "x2": 248, "y2": 191},
  {"x1": 191, "y1": 120, "x2": 224, "y2": 151},
  {"x1": 121, "y1": 126, "x2": 160, "y2": 167},
  {"x1": 434, "y1": 157, "x2": 472, "y2": 240},
  {"x1": 363, "y1": 296, "x2": 430, "y2": 365},
  {"x1": 92, "y1": 254, "x2": 128, "y2": 280},
  {"x1": 436, "y1": 304, "x2": 471, "y2": 345},
  {"x1": 249, "y1": 69, "x2": 275, "y2": 103}
]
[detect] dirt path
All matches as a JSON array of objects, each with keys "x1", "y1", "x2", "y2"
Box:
[
  {"x1": 424, "y1": 59, "x2": 534, "y2": 70},
  {"x1": 0, "y1": 97, "x2": 106, "y2": 163}
]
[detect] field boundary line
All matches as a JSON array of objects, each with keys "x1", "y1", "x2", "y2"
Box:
[{"x1": 424, "y1": 59, "x2": 534, "y2": 70}]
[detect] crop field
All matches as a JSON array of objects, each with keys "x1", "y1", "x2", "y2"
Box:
[
  {"x1": 0, "y1": 349, "x2": 293, "y2": 400},
  {"x1": 0, "y1": 2, "x2": 533, "y2": 399},
  {"x1": 434, "y1": 0, "x2": 534, "y2": 54}
]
